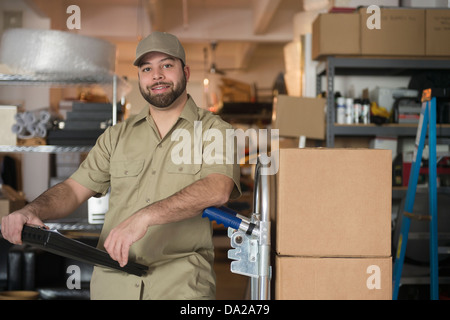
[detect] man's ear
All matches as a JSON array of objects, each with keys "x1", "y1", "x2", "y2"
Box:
[{"x1": 183, "y1": 64, "x2": 191, "y2": 82}]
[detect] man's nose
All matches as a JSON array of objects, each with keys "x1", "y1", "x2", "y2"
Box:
[{"x1": 152, "y1": 69, "x2": 164, "y2": 80}]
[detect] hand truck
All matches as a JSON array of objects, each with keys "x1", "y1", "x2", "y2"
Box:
[{"x1": 203, "y1": 159, "x2": 274, "y2": 300}]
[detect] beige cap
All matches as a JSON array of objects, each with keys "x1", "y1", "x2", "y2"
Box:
[{"x1": 133, "y1": 31, "x2": 186, "y2": 66}]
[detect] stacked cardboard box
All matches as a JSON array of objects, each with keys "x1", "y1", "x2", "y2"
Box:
[
  {"x1": 426, "y1": 9, "x2": 450, "y2": 56},
  {"x1": 312, "y1": 12, "x2": 360, "y2": 60},
  {"x1": 273, "y1": 95, "x2": 326, "y2": 141},
  {"x1": 359, "y1": 7, "x2": 425, "y2": 56},
  {"x1": 275, "y1": 148, "x2": 392, "y2": 300},
  {"x1": 312, "y1": 7, "x2": 450, "y2": 60}
]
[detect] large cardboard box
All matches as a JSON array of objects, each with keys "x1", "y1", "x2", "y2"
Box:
[
  {"x1": 273, "y1": 95, "x2": 326, "y2": 140},
  {"x1": 426, "y1": 9, "x2": 450, "y2": 56},
  {"x1": 276, "y1": 148, "x2": 391, "y2": 257},
  {"x1": 275, "y1": 256, "x2": 392, "y2": 300},
  {"x1": 312, "y1": 13, "x2": 360, "y2": 60},
  {"x1": 360, "y1": 8, "x2": 425, "y2": 56}
]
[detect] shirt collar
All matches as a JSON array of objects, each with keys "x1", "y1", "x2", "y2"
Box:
[
  {"x1": 131, "y1": 95, "x2": 199, "y2": 126},
  {"x1": 179, "y1": 95, "x2": 199, "y2": 125}
]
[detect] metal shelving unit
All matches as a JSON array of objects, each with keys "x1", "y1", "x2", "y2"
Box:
[
  {"x1": 0, "y1": 145, "x2": 92, "y2": 153},
  {"x1": 0, "y1": 72, "x2": 128, "y2": 152},
  {"x1": 0, "y1": 72, "x2": 127, "y2": 232},
  {"x1": 316, "y1": 56, "x2": 450, "y2": 147}
]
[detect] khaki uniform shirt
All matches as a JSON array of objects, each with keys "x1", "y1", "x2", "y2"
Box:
[{"x1": 70, "y1": 96, "x2": 241, "y2": 299}]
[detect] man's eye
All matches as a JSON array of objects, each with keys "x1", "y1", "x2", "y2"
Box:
[
  {"x1": 163, "y1": 64, "x2": 173, "y2": 69},
  {"x1": 142, "y1": 67, "x2": 151, "y2": 72}
]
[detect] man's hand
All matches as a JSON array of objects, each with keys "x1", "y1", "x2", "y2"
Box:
[
  {"x1": 1, "y1": 179, "x2": 96, "y2": 245},
  {"x1": 104, "y1": 211, "x2": 149, "y2": 267},
  {"x1": 1, "y1": 210, "x2": 46, "y2": 245}
]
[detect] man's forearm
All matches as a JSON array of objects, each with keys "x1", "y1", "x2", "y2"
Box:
[
  {"x1": 25, "y1": 179, "x2": 95, "y2": 221},
  {"x1": 104, "y1": 174, "x2": 234, "y2": 266},
  {"x1": 141, "y1": 173, "x2": 233, "y2": 227},
  {"x1": 1, "y1": 178, "x2": 95, "y2": 245}
]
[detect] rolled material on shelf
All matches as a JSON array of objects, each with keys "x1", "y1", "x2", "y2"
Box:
[
  {"x1": 12, "y1": 110, "x2": 53, "y2": 139},
  {"x1": 0, "y1": 29, "x2": 116, "y2": 78}
]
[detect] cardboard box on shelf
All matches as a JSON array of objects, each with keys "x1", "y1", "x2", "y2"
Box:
[
  {"x1": 312, "y1": 13, "x2": 360, "y2": 60},
  {"x1": 360, "y1": 8, "x2": 425, "y2": 56},
  {"x1": 402, "y1": 0, "x2": 449, "y2": 7},
  {"x1": 426, "y1": 9, "x2": 450, "y2": 56},
  {"x1": 0, "y1": 106, "x2": 17, "y2": 146},
  {"x1": 276, "y1": 148, "x2": 392, "y2": 257},
  {"x1": 275, "y1": 256, "x2": 392, "y2": 300},
  {"x1": 272, "y1": 95, "x2": 326, "y2": 140},
  {"x1": 302, "y1": 0, "x2": 399, "y2": 12},
  {"x1": 332, "y1": 0, "x2": 399, "y2": 7}
]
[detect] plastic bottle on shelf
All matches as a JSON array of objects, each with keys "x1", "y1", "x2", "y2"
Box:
[
  {"x1": 362, "y1": 99, "x2": 371, "y2": 124},
  {"x1": 336, "y1": 97, "x2": 346, "y2": 124},
  {"x1": 353, "y1": 99, "x2": 362, "y2": 124},
  {"x1": 345, "y1": 98, "x2": 353, "y2": 124}
]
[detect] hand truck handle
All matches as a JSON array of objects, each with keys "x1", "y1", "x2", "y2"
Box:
[
  {"x1": 202, "y1": 206, "x2": 259, "y2": 236},
  {"x1": 202, "y1": 206, "x2": 241, "y2": 230}
]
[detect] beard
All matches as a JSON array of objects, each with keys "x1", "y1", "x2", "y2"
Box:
[{"x1": 139, "y1": 74, "x2": 187, "y2": 109}]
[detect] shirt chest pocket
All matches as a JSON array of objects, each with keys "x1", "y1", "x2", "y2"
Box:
[
  {"x1": 165, "y1": 162, "x2": 201, "y2": 190},
  {"x1": 110, "y1": 160, "x2": 144, "y2": 199}
]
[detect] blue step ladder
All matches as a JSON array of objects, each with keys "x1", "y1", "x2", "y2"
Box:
[{"x1": 393, "y1": 88, "x2": 450, "y2": 300}]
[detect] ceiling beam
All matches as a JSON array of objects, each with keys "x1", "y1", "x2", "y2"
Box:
[
  {"x1": 235, "y1": 43, "x2": 257, "y2": 71},
  {"x1": 147, "y1": 0, "x2": 164, "y2": 32},
  {"x1": 252, "y1": 0, "x2": 282, "y2": 35}
]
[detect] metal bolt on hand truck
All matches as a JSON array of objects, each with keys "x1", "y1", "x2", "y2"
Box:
[{"x1": 203, "y1": 160, "x2": 274, "y2": 300}]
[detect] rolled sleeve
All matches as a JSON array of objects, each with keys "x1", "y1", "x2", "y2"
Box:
[
  {"x1": 70, "y1": 128, "x2": 112, "y2": 197},
  {"x1": 200, "y1": 119, "x2": 241, "y2": 199}
]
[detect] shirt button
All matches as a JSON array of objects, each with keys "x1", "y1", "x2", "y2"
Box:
[
  {"x1": 158, "y1": 144, "x2": 162, "y2": 148},
  {"x1": 151, "y1": 170, "x2": 156, "y2": 175},
  {"x1": 178, "y1": 167, "x2": 183, "y2": 172},
  {"x1": 146, "y1": 198, "x2": 151, "y2": 203},
  {"x1": 124, "y1": 170, "x2": 128, "y2": 175},
  {"x1": 135, "y1": 283, "x2": 140, "y2": 288}
]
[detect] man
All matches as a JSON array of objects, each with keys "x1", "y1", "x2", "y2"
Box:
[{"x1": 1, "y1": 31, "x2": 241, "y2": 299}]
